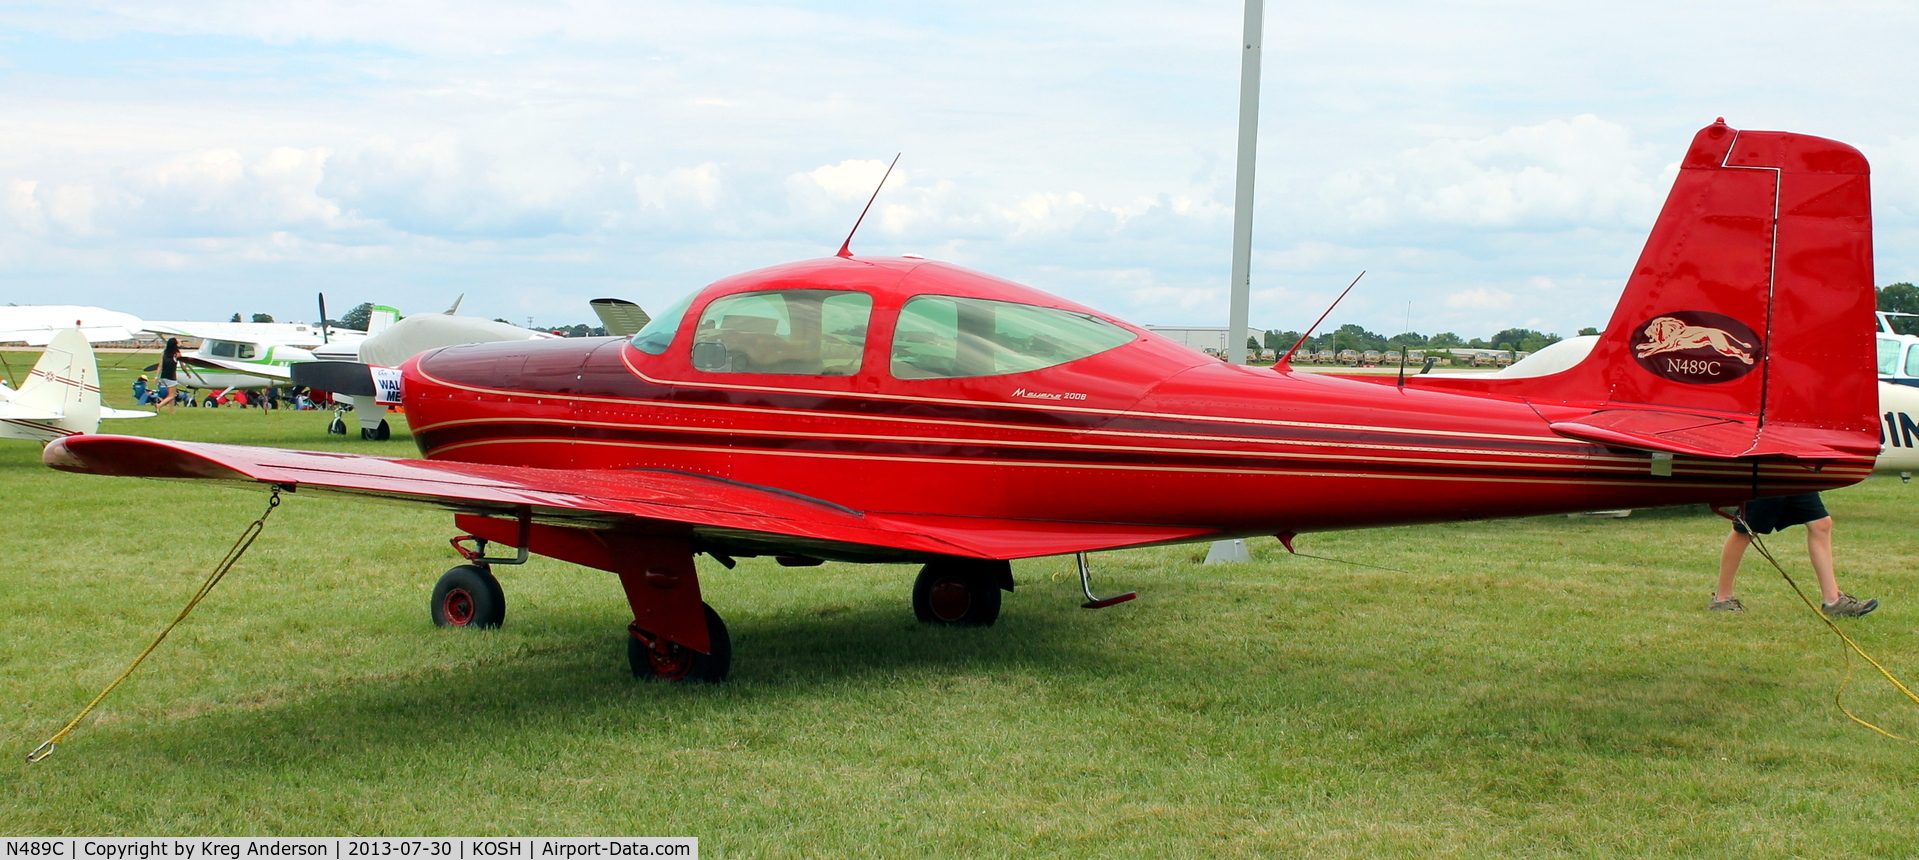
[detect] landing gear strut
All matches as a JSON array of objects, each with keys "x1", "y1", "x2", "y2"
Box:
[
  {"x1": 913, "y1": 559, "x2": 1010, "y2": 626},
  {"x1": 628, "y1": 603, "x2": 731, "y2": 681}
]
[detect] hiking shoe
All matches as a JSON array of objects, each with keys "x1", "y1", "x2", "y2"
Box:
[
  {"x1": 1709, "y1": 596, "x2": 1746, "y2": 612},
  {"x1": 1822, "y1": 594, "x2": 1879, "y2": 618}
]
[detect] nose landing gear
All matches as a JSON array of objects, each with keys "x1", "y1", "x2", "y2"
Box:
[{"x1": 431, "y1": 564, "x2": 505, "y2": 628}]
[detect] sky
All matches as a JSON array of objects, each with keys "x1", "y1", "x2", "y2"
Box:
[{"x1": 0, "y1": 0, "x2": 1915, "y2": 339}]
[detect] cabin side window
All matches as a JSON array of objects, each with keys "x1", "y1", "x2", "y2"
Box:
[
  {"x1": 1905, "y1": 344, "x2": 1919, "y2": 378},
  {"x1": 890, "y1": 296, "x2": 1134, "y2": 379},
  {"x1": 630, "y1": 293, "x2": 696, "y2": 355},
  {"x1": 1880, "y1": 337, "x2": 1903, "y2": 376},
  {"x1": 209, "y1": 340, "x2": 254, "y2": 359},
  {"x1": 689, "y1": 290, "x2": 872, "y2": 375}
]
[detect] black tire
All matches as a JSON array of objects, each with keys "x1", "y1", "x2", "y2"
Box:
[
  {"x1": 431, "y1": 564, "x2": 505, "y2": 628},
  {"x1": 361, "y1": 419, "x2": 391, "y2": 441},
  {"x1": 628, "y1": 603, "x2": 731, "y2": 682},
  {"x1": 326, "y1": 416, "x2": 347, "y2": 435},
  {"x1": 913, "y1": 560, "x2": 1003, "y2": 626}
]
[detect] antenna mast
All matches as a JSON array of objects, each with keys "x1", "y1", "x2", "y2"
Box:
[{"x1": 837, "y1": 153, "x2": 901, "y2": 258}]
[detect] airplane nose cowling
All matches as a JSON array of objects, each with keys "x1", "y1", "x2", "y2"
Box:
[{"x1": 414, "y1": 336, "x2": 617, "y2": 395}]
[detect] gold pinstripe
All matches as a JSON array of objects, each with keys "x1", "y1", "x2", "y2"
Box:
[{"x1": 427, "y1": 435, "x2": 1788, "y2": 490}]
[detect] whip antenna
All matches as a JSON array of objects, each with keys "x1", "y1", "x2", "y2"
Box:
[
  {"x1": 836, "y1": 153, "x2": 900, "y2": 258},
  {"x1": 1276, "y1": 271, "x2": 1365, "y2": 368}
]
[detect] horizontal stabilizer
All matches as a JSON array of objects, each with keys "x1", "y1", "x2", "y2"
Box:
[
  {"x1": 1548, "y1": 409, "x2": 1878, "y2": 459},
  {"x1": 100, "y1": 407, "x2": 156, "y2": 420},
  {"x1": 44, "y1": 435, "x2": 1211, "y2": 561},
  {"x1": 0, "y1": 402, "x2": 63, "y2": 421}
]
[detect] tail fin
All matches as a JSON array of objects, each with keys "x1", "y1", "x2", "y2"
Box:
[
  {"x1": 1417, "y1": 120, "x2": 1877, "y2": 459},
  {"x1": 366, "y1": 304, "x2": 403, "y2": 335},
  {"x1": 2, "y1": 328, "x2": 101, "y2": 437}
]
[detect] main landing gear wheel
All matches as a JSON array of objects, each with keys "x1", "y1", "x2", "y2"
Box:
[
  {"x1": 326, "y1": 416, "x2": 347, "y2": 435},
  {"x1": 431, "y1": 564, "x2": 505, "y2": 628},
  {"x1": 628, "y1": 603, "x2": 731, "y2": 682},
  {"x1": 913, "y1": 560, "x2": 1003, "y2": 626},
  {"x1": 362, "y1": 418, "x2": 391, "y2": 441}
]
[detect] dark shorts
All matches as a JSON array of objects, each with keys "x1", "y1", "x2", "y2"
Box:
[{"x1": 1733, "y1": 492, "x2": 1829, "y2": 535}]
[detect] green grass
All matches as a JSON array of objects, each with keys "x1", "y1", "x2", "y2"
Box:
[{"x1": 4, "y1": 355, "x2": 1919, "y2": 855}]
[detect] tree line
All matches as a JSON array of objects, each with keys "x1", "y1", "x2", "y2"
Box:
[
  {"x1": 1256, "y1": 324, "x2": 1597, "y2": 356},
  {"x1": 257, "y1": 281, "x2": 1919, "y2": 347}
]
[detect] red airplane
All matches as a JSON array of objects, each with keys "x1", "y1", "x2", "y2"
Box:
[{"x1": 44, "y1": 120, "x2": 1879, "y2": 682}]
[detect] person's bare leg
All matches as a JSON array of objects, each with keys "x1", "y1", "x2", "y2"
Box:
[
  {"x1": 1805, "y1": 516, "x2": 1840, "y2": 604},
  {"x1": 1717, "y1": 530, "x2": 1751, "y2": 601}
]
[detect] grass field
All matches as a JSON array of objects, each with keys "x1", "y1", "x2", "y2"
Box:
[{"x1": 4, "y1": 354, "x2": 1919, "y2": 856}]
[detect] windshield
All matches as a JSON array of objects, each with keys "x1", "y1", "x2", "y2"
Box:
[
  {"x1": 1883, "y1": 313, "x2": 1919, "y2": 337},
  {"x1": 630, "y1": 292, "x2": 696, "y2": 355}
]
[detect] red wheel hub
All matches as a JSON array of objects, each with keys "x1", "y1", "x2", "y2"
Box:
[
  {"x1": 443, "y1": 588, "x2": 475, "y2": 626},
  {"x1": 632, "y1": 626, "x2": 694, "y2": 681},
  {"x1": 928, "y1": 577, "x2": 972, "y2": 621}
]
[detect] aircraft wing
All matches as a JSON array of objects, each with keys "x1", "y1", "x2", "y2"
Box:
[
  {"x1": 44, "y1": 436, "x2": 1216, "y2": 561},
  {"x1": 0, "y1": 305, "x2": 144, "y2": 345},
  {"x1": 182, "y1": 355, "x2": 294, "y2": 380}
]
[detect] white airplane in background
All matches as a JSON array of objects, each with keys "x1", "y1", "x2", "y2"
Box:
[
  {"x1": 0, "y1": 328, "x2": 152, "y2": 443},
  {"x1": 151, "y1": 308, "x2": 385, "y2": 392},
  {"x1": 0, "y1": 303, "x2": 381, "y2": 392},
  {"x1": 0, "y1": 306, "x2": 147, "y2": 345},
  {"x1": 292, "y1": 297, "x2": 648, "y2": 439}
]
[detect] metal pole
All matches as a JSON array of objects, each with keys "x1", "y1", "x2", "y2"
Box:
[
  {"x1": 1206, "y1": 0, "x2": 1264, "y2": 567},
  {"x1": 1226, "y1": 0, "x2": 1263, "y2": 366}
]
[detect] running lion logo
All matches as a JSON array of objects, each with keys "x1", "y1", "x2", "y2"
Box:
[
  {"x1": 1633, "y1": 316, "x2": 1756, "y2": 365},
  {"x1": 1628, "y1": 311, "x2": 1763, "y2": 384}
]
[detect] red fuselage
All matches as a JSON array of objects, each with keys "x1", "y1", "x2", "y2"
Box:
[{"x1": 399, "y1": 257, "x2": 1864, "y2": 549}]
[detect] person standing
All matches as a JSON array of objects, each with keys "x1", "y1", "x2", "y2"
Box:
[
  {"x1": 1712, "y1": 492, "x2": 1878, "y2": 616},
  {"x1": 155, "y1": 338, "x2": 184, "y2": 414}
]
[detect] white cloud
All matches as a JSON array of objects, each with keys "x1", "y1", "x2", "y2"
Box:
[
  {"x1": 1445, "y1": 287, "x2": 1514, "y2": 310},
  {"x1": 1315, "y1": 115, "x2": 1670, "y2": 232},
  {"x1": 636, "y1": 163, "x2": 722, "y2": 210},
  {"x1": 802, "y1": 160, "x2": 900, "y2": 200},
  {"x1": 0, "y1": 1, "x2": 1912, "y2": 336}
]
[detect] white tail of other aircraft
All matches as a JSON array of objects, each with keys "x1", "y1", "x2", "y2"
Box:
[{"x1": 0, "y1": 328, "x2": 151, "y2": 442}]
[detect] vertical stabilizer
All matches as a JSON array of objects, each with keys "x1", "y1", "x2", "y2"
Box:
[
  {"x1": 366, "y1": 305, "x2": 403, "y2": 335},
  {"x1": 2, "y1": 328, "x2": 102, "y2": 439},
  {"x1": 1413, "y1": 120, "x2": 1877, "y2": 459}
]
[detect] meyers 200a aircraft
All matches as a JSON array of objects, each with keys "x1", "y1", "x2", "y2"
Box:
[{"x1": 44, "y1": 121, "x2": 1880, "y2": 682}]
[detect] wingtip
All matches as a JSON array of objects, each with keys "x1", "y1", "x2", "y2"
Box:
[{"x1": 41, "y1": 436, "x2": 82, "y2": 471}]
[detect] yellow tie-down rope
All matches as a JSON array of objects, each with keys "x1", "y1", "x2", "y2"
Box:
[
  {"x1": 1742, "y1": 515, "x2": 1919, "y2": 741},
  {"x1": 27, "y1": 487, "x2": 284, "y2": 763}
]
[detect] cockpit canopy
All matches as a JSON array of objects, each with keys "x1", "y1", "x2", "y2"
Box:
[{"x1": 630, "y1": 257, "x2": 1140, "y2": 380}]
